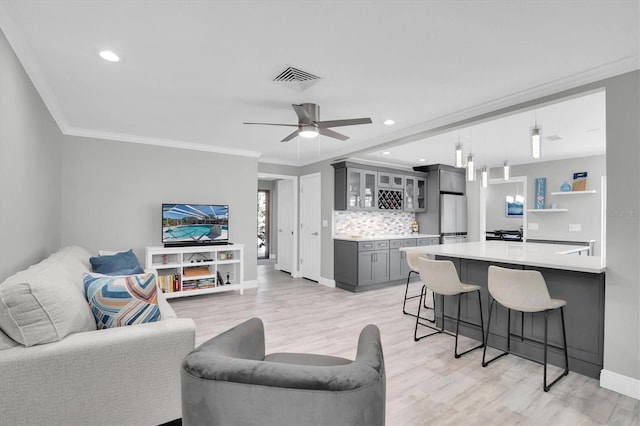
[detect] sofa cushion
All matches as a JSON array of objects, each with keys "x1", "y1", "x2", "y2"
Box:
[
  {"x1": 84, "y1": 272, "x2": 161, "y2": 329},
  {"x1": 0, "y1": 246, "x2": 97, "y2": 346},
  {"x1": 0, "y1": 327, "x2": 18, "y2": 349},
  {"x1": 89, "y1": 249, "x2": 143, "y2": 275}
]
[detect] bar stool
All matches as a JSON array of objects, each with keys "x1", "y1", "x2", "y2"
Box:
[
  {"x1": 482, "y1": 265, "x2": 569, "y2": 392},
  {"x1": 402, "y1": 251, "x2": 434, "y2": 320},
  {"x1": 414, "y1": 257, "x2": 484, "y2": 358}
]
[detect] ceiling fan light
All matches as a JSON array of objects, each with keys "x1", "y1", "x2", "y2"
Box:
[
  {"x1": 99, "y1": 50, "x2": 120, "y2": 62},
  {"x1": 531, "y1": 125, "x2": 542, "y2": 159},
  {"x1": 299, "y1": 125, "x2": 318, "y2": 138}
]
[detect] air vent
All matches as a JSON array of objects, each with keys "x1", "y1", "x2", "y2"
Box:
[
  {"x1": 544, "y1": 134, "x2": 563, "y2": 142},
  {"x1": 273, "y1": 66, "x2": 321, "y2": 91}
]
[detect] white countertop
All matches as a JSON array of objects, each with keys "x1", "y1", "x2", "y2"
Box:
[
  {"x1": 400, "y1": 241, "x2": 606, "y2": 274},
  {"x1": 334, "y1": 233, "x2": 440, "y2": 242}
]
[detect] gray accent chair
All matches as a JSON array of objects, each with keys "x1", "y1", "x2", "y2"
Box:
[{"x1": 181, "y1": 317, "x2": 385, "y2": 425}]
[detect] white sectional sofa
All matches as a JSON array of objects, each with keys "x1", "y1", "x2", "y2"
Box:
[{"x1": 0, "y1": 246, "x2": 196, "y2": 426}]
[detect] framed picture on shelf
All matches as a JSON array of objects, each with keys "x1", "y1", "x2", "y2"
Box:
[{"x1": 505, "y1": 195, "x2": 524, "y2": 217}]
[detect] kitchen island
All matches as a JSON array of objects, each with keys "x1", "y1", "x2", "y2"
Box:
[{"x1": 401, "y1": 241, "x2": 606, "y2": 379}]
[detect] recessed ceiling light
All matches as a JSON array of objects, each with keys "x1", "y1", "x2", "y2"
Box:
[
  {"x1": 382, "y1": 151, "x2": 391, "y2": 155},
  {"x1": 418, "y1": 158, "x2": 426, "y2": 162},
  {"x1": 383, "y1": 119, "x2": 395, "y2": 126},
  {"x1": 99, "y1": 50, "x2": 120, "y2": 62}
]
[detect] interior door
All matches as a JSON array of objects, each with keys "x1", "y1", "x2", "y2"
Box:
[
  {"x1": 276, "y1": 179, "x2": 294, "y2": 273},
  {"x1": 299, "y1": 173, "x2": 321, "y2": 281}
]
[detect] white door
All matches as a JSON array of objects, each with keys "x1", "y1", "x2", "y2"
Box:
[
  {"x1": 299, "y1": 173, "x2": 321, "y2": 281},
  {"x1": 277, "y1": 179, "x2": 294, "y2": 273}
]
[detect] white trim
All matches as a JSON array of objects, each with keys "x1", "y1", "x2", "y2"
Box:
[
  {"x1": 66, "y1": 127, "x2": 262, "y2": 158},
  {"x1": 600, "y1": 369, "x2": 640, "y2": 400},
  {"x1": 318, "y1": 277, "x2": 336, "y2": 288}
]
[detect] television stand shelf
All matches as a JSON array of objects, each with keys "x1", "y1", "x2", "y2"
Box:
[{"x1": 145, "y1": 245, "x2": 244, "y2": 299}]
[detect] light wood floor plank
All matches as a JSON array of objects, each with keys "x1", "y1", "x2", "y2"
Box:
[{"x1": 169, "y1": 265, "x2": 639, "y2": 425}]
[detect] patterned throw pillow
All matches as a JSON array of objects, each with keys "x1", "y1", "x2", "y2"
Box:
[{"x1": 83, "y1": 272, "x2": 160, "y2": 329}]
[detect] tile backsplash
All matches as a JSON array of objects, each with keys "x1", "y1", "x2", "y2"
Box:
[{"x1": 334, "y1": 211, "x2": 416, "y2": 237}]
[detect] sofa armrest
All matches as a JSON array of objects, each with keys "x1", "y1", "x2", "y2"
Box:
[{"x1": 0, "y1": 317, "x2": 195, "y2": 426}]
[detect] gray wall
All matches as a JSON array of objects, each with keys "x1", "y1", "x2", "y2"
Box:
[
  {"x1": 602, "y1": 71, "x2": 639, "y2": 382},
  {"x1": 61, "y1": 137, "x2": 258, "y2": 281},
  {"x1": 515, "y1": 155, "x2": 605, "y2": 254},
  {"x1": 0, "y1": 29, "x2": 63, "y2": 281}
]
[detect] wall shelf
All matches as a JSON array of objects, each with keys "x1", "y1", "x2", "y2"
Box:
[
  {"x1": 526, "y1": 208, "x2": 569, "y2": 212},
  {"x1": 550, "y1": 190, "x2": 597, "y2": 195}
]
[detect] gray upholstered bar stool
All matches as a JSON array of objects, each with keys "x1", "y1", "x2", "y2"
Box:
[
  {"x1": 414, "y1": 257, "x2": 484, "y2": 358},
  {"x1": 402, "y1": 251, "x2": 434, "y2": 320},
  {"x1": 482, "y1": 265, "x2": 569, "y2": 392}
]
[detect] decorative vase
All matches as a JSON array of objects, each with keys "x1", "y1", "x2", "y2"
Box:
[{"x1": 560, "y1": 182, "x2": 571, "y2": 192}]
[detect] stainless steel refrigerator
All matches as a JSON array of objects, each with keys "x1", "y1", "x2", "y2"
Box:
[{"x1": 440, "y1": 194, "x2": 467, "y2": 244}]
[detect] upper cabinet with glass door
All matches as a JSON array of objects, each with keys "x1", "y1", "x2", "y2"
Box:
[
  {"x1": 333, "y1": 162, "x2": 378, "y2": 211},
  {"x1": 404, "y1": 176, "x2": 427, "y2": 212}
]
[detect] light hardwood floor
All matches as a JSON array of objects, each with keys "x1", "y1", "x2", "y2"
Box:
[{"x1": 169, "y1": 264, "x2": 639, "y2": 426}]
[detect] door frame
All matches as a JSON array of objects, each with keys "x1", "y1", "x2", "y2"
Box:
[
  {"x1": 257, "y1": 188, "x2": 271, "y2": 259},
  {"x1": 480, "y1": 175, "x2": 528, "y2": 241},
  {"x1": 258, "y1": 173, "x2": 298, "y2": 275}
]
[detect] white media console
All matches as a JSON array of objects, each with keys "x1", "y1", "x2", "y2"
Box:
[{"x1": 145, "y1": 244, "x2": 244, "y2": 299}]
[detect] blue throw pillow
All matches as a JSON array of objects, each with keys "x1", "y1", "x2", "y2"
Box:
[
  {"x1": 83, "y1": 272, "x2": 160, "y2": 329},
  {"x1": 90, "y1": 249, "x2": 143, "y2": 276}
]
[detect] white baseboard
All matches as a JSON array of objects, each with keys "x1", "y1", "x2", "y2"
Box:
[
  {"x1": 600, "y1": 369, "x2": 640, "y2": 400},
  {"x1": 318, "y1": 277, "x2": 336, "y2": 288}
]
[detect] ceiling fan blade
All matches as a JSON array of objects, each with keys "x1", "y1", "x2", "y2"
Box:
[
  {"x1": 281, "y1": 128, "x2": 301, "y2": 142},
  {"x1": 292, "y1": 104, "x2": 312, "y2": 123},
  {"x1": 316, "y1": 118, "x2": 372, "y2": 128},
  {"x1": 318, "y1": 127, "x2": 349, "y2": 141},
  {"x1": 243, "y1": 122, "x2": 299, "y2": 127}
]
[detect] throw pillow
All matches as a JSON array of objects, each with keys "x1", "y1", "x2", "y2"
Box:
[
  {"x1": 0, "y1": 248, "x2": 97, "y2": 346},
  {"x1": 89, "y1": 249, "x2": 143, "y2": 275},
  {"x1": 83, "y1": 272, "x2": 160, "y2": 329}
]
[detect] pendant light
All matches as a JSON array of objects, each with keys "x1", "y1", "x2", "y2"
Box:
[
  {"x1": 531, "y1": 124, "x2": 542, "y2": 159},
  {"x1": 455, "y1": 143, "x2": 463, "y2": 168},
  {"x1": 466, "y1": 154, "x2": 475, "y2": 181},
  {"x1": 503, "y1": 160, "x2": 510, "y2": 181},
  {"x1": 481, "y1": 166, "x2": 488, "y2": 188}
]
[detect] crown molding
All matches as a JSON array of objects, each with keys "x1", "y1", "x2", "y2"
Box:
[{"x1": 64, "y1": 126, "x2": 262, "y2": 158}]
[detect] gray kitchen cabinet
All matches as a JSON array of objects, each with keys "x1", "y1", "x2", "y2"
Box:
[
  {"x1": 389, "y1": 239, "x2": 417, "y2": 281},
  {"x1": 404, "y1": 176, "x2": 427, "y2": 212},
  {"x1": 333, "y1": 161, "x2": 427, "y2": 211},
  {"x1": 440, "y1": 169, "x2": 465, "y2": 194},
  {"x1": 334, "y1": 166, "x2": 377, "y2": 211},
  {"x1": 335, "y1": 237, "x2": 438, "y2": 292},
  {"x1": 378, "y1": 172, "x2": 404, "y2": 188}
]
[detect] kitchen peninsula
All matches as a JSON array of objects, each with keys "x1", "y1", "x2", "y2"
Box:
[{"x1": 401, "y1": 241, "x2": 606, "y2": 378}]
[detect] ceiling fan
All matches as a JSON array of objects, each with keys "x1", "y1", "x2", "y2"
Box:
[{"x1": 243, "y1": 103, "x2": 372, "y2": 142}]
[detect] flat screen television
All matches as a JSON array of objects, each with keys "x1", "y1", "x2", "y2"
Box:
[{"x1": 162, "y1": 204, "x2": 229, "y2": 247}]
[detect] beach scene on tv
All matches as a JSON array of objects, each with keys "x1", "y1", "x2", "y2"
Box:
[{"x1": 162, "y1": 204, "x2": 228, "y2": 243}]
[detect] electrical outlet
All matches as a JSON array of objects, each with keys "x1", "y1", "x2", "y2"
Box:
[
  {"x1": 569, "y1": 223, "x2": 581, "y2": 232},
  {"x1": 528, "y1": 222, "x2": 539, "y2": 230}
]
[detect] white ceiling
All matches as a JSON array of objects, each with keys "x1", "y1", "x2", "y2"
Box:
[{"x1": 0, "y1": 1, "x2": 637, "y2": 167}]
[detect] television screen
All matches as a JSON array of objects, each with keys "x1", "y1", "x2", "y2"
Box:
[{"x1": 162, "y1": 204, "x2": 228, "y2": 246}]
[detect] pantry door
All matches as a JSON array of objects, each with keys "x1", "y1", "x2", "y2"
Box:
[{"x1": 299, "y1": 173, "x2": 321, "y2": 282}]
